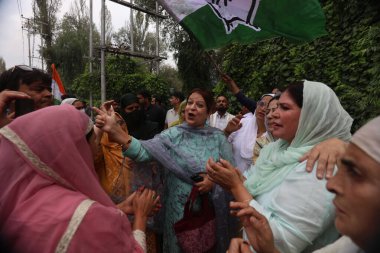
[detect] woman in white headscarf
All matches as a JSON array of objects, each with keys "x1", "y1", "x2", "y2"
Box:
[
  {"x1": 207, "y1": 80, "x2": 353, "y2": 253},
  {"x1": 227, "y1": 116, "x2": 380, "y2": 253},
  {"x1": 61, "y1": 98, "x2": 85, "y2": 111}
]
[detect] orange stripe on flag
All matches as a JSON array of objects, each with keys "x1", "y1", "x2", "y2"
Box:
[{"x1": 51, "y1": 64, "x2": 65, "y2": 94}]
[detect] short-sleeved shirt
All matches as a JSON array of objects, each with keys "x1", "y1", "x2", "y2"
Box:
[{"x1": 165, "y1": 108, "x2": 179, "y2": 127}]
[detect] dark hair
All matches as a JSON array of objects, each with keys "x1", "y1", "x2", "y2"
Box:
[
  {"x1": 0, "y1": 66, "x2": 51, "y2": 92},
  {"x1": 154, "y1": 96, "x2": 162, "y2": 104},
  {"x1": 120, "y1": 93, "x2": 139, "y2": 109},
  {"x1": 137, "y1": 90, "x2": 151, "y2": 100},
  {"x1": 268, "y1": 92, "x2": 281, "y2": 105},
  {"x1": 216, "y1": 95, "x2": 229, "y2": 102},
  {"x1": 172, "y1": 91, "x2": 185, "y2": 102},
  {"x1": 187, "y1": 88, "x2": 215, "y2": 114},
  {"x1": 284, "y1": 82, "x2": 304, "y2": 108}
]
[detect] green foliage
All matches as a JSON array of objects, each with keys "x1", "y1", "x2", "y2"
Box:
[
  {"x1": 71, "y1": 55, "x2": 171, "y2": 106},
  {"x1": 0, "y1": 57, "x2": 6, "y2": 73},
  {"x1": 50, "y1": 4, "x2": 100, "y2": 89},
  {"x1": 218, "y1": 0, "x2": 380, "y2": 130},
  {"x1": 160, "y1": 15, "x2": 216, "y2": 93},
  {"x1": 158, "y1": 65, "x2": 184, "y2": 91},
  {"x1": 33, "y1": 0, "x2": 62, "y2": 69}
]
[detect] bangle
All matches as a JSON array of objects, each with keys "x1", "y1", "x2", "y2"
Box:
[{"x1": 121, "y1": 137, "x2": 132, "y2": 152}]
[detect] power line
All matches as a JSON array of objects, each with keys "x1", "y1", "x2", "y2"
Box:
[
  {"x1": 16, "y1": 0, "x2": 23, "y2": 16},
  {"x1": 16, "y1": 0, "x2": 26, "y2": 65}
]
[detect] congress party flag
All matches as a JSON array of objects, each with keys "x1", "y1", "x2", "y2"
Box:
[
  {"x1": 158, "y1": 0, "x2": 327, "y2": 49},
  {"x1": 51, "y1": 64, "x2": 66, "y2": 104}
]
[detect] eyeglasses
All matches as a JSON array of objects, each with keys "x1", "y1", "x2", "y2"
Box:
[
  {"x1": 11, "y1": 65, "x2": 34, "y2": 73},
  {"x1": 257, "y1": 101, "x2": 267, "y2": 108}
]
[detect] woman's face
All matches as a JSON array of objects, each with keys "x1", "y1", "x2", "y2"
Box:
[
  {"x1": 185, "y1": 92, "x2": 209, "y2": 128},
  {"x1": 123, "y1": 102, "x2": 140, "y2": 113},
  {"x1": 327, "y1": 143, "x2": 380, "y2": 249},
  {"x1": 266, "y1": 99, "x2": 278, "y2": 133},
  {"x1": 255, "y1": 95, "x2": 272, "y2": 122},
  {"x1": 73, "y1": 101, "x2": 85, "y2": 110},
  {"x1": 270, "y1": 91, "x2": 301, "y2": 143}
]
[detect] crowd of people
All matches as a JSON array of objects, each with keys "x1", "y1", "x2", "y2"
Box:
[{"x1": 0, "y1": 65, "x2": 379, "y2": 253}]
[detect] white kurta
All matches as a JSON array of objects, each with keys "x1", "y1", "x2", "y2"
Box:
[
  {"x1": 228, "y1": 112, "x2": 257, "y2": 173},
  {"x1": 313, "y1": 236, "x2": 364, "y2": 253},
  {"x1": 246, "y1": 161, "x2": 339, "y2": 253}
]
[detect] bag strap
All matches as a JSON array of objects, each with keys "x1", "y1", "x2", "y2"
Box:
[
  {"x1": 183, "y1": 186, "x2": 213, "y2": 218},
  {"x1": 183, "y1": 186, "x2": 199, "y2": 218}
]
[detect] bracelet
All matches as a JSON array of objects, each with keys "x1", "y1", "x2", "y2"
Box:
[
  {"x1": 121, "y1": 137, "x2": 132, "y2": 152},
  {"x1": 242, "y1": 198, "x2": 253, "y2": 203}
]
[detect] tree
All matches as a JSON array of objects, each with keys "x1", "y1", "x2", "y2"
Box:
[
  {"x1": 112, "y1": 11, "x2": 164, "y2": 56},
  {"x1": 0, "y1": 57, "x2": 6, "y2": 73},
  {"x1": 71, "y1": 55, "x2": 171, "y2": 105},
  {"x1": 50, "y1": 0, "x2": 100, "y2": 89},
  {"x1": 160, "y1": 16, "x2": 215, "y2": 93},
  {"x1": 158, "y1": 64, "x2": 183, "y2": 91},
  {"x1": 33, "y1": 0, "x2": 62, "y2": 70},
  {"x1": 105, "y1": 5, "x2": 113, "y2": 45}
]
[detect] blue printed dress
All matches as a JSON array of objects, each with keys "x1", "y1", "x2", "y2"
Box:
[{"x1": 123, "y1": 123, "x2": 237, "y2": 253}]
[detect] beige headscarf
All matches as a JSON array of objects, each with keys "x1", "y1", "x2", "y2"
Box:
[
  {"x1": 351, "y1": 116, "x2": 380, "y2": 164},
  {"x1": 61, "y1": 98, "x2": 79, "y2": 105}
]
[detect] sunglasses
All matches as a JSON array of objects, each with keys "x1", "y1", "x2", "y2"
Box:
[{"x1": 11, "y1": 65, "x2": 34, "y2": 73}]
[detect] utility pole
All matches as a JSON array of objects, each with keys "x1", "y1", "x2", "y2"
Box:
[
  {"x1": 40, "y1": 24, "x2": 44, "y2": 69},
  {"x1": 98, "y1": 0, "x2": 167, "y2": 99},
  {"x1": 130, "y1": 0, "x2": 134, "y2": 52},
  {"x1": 89, "y1": 0, "x2": 94, "y2": 116},
  {"x1": 21, "y1": 16, "x2": 32, "y2": 66},
  {"x1": 155, "y1": 1, "x2": 159, "y2": 73},
  {"x1": 21, "y1": 15, "x2": 48, "y2": 69},
  {"x1": 101, "y1": 0, "x2": 106, "y2": 103}
]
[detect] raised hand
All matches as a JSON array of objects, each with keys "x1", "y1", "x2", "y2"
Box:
[
  {"x1": 132, "y1": 188, "x2": 161, "y2": 232},
  {"x1": 133, "y1": 188, "x2": 161, "y2": 218},
  {"x1": 221, "y1": 73, "x2": 240, "y2": 94},
  {"x1": 299, "y1": 138, "x2": 347, "y2": 179},
  {"x1": 230, "y1": 201, "x2": 279, "y2": 253},
  {"x1": 224, "y1": 114, "x2": 243, "y2": 136},
  {"x1": 93, "y1": 105, "x2": 130, "y2": 145},
  {"x1": 0, "y1": 90, "x2": 31, "y2": 127},
  {"x1": 117, "y1": 191, "x2": 137, "y2": 215},
  {"x1": 227, "y1": 238, "x2": 252, "y2": 253},
  {"x1": 206, "y1": 157, "x2": 242, "y2": 192},
  {"x1": 195, "y1": 173, "x2": 214, "y2": 194}
]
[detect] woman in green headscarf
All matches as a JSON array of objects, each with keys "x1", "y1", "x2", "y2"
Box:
[{"x1": 207, "y1": 81, "x2": 353, "y2": 253}]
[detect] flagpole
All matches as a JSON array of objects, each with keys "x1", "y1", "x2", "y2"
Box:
[
  {"x1": 206, "y1": 51, "x2": 223, "y2": 75},
  {"x1": 100, "y1": 0, "x2": 106, "y2": 103},
  {"x1": 89, "y1": 0, "x2": 94, "y2": 119}
]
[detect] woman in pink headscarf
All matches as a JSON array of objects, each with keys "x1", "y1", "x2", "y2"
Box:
[{"x1": 0, "y1": 105, "x2": 158, "y2": 253}]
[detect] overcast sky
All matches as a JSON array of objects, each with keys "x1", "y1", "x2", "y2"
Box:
[{"x1": 0, "y1": 0, "x2": 173, "y2": 69}]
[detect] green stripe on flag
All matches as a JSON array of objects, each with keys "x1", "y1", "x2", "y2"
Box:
[
  {"x1": 165, "y1": 0, "x2": 327, "y2": 49},
  {"x1": 255, "y1": 0, "x2": 327, "y2": 42},
  {"x1": 181, "y1": 5, "x2": 275, "y2": 50}
]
